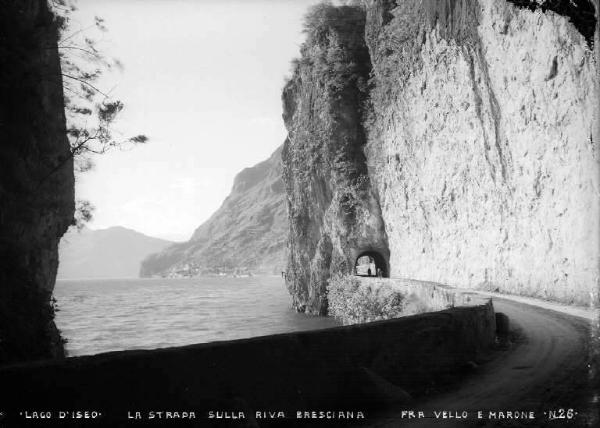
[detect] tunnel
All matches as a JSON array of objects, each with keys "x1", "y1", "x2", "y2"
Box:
[{"x1": 354, "y1": 251, "x2": 389, "y2": 278}]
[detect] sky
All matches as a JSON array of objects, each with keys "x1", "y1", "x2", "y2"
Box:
[{"x1": 70, "y1": 0, "x2": 320, "y2": 241}]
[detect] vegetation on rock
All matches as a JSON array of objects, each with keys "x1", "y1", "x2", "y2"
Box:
[
  {"x1": 327, "y1": 274, "x2": 430, "y2": 325},
  {"x1": 284, "y1": 0, "x2": 599, "y2": 311},
  {"x1": 282, "y1": 2, "x2": 389, "y2": 315}
]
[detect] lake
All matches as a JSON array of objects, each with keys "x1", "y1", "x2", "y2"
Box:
[{"x1": 54, "y1": 276, "x2": 340, "y2": 357}]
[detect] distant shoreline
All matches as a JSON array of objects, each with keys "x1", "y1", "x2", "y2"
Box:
[{"x1": 56, "y1": 274, "x2": 284, "y2": 282}]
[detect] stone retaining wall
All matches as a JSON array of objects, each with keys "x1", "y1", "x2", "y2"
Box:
[
  {"x1": 328, "y1": 276, "x2": 485, "y2": 324},
  {"x1": 0, "y1": 301, "x2": 495, "y2": 427}
]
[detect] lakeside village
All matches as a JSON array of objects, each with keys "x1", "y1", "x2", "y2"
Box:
[
  {"x1": 151, "y1": 262, "x2": 255, "y2": 279},
  {"x1": 149, "y1": 254, "x2": 381, "y2": 279}
]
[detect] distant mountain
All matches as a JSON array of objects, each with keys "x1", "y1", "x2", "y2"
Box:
[
  {"x1": 140, "y1": 146, "x2": 287, "y2": 277},
  {"x1": 57, "y1": 226, "x2": 173, "y2": 279}
]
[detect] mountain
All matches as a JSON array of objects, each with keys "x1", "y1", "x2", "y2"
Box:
[
  {"x1": 140, "y1": 146, "x2": 287, "y2": 277},
  {"x1": 57, "y1": 226, "x2": 173, "y2": 279}
]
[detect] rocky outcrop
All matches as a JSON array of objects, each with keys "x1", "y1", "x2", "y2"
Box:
[
  {"x1": 283, "y1": 0, "x2": 599, "y2": 312},
  {"x1": 282, "y1": 4, "x2": 389, "y2": 314},
  {"x1": 0, "y1": 1, "x2": 75, "y2": 364},
  {"x1": 364, "y1": 0, "x2": 599, "y2": 306},
  {"x1": 140, "y1": 147, "x2": 287, "y2": 277}
]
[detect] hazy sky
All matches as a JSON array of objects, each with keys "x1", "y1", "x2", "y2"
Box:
[{"x1": 71, "y1": 0, "x2": 320, "y2": 241}]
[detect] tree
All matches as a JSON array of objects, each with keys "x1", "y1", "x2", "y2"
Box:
[{"x1": 50, "y1": 0, "x2": 148, "y2": 228}]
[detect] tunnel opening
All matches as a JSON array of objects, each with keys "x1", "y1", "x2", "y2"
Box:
[{"x1": 354, "y1": 251, "x2": 389, "y2": 278}]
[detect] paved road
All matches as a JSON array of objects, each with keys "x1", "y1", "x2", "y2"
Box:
[{"x1": 370, "y1": 296, "x2": 598, "y2": 428}]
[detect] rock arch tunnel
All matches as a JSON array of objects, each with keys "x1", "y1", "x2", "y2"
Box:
[{"x1": 353, "y1": 250, "x2": 389, "y2": 278}]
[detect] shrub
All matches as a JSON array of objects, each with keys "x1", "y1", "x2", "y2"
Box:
[{"x1": 327, "y1": 274, "x2": 415, "y2": 324}]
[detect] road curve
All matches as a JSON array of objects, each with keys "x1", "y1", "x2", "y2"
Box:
[{"x1": 371, "y1": 296, "x2": 598, "y2": 428}]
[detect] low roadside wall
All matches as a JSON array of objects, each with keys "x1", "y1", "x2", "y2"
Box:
[
  {"x1": 384, "y1": 277, "x2": 474, "y2": 308},
  {"x1": 328, "y1": 276, "x2": 480, "y2": 324},
  {"x1": 0, "y1": 302, "x2": 495, "y2": 427}
]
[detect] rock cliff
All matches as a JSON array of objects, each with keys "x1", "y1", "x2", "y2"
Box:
[
  {"x1": 282, "y1": 4, "x2": 389, "y2": 314},
  {"x1": 0, "y1": 1, "x2": 75, "y2": 364},
  {"x1": 140, "y1": 147, "x2": 287, "y2": 277},
  {"x1": 283, "y1": 0, "x2": 599, "y2": 312}
]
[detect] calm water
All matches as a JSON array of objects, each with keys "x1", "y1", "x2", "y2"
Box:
[{"x1": 54, "y1": 276, "x2": 339, "y2": 357}]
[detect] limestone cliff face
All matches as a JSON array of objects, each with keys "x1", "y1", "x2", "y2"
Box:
[
  {"x1": 140, "y1": 147, "x2": 287, "y2": 277},
  {"x1": 364, "y1": 0, "x2": 599, "y2": 306},
  {"x1": 0, "y1": 1, "x2": 75, "y2": 364},
  {"x1": 283, "y1": 0, "x2": 599, "y2": 312},
  {"x1": 282, "y1": 5, "x2": 389, "y2": 315}
]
